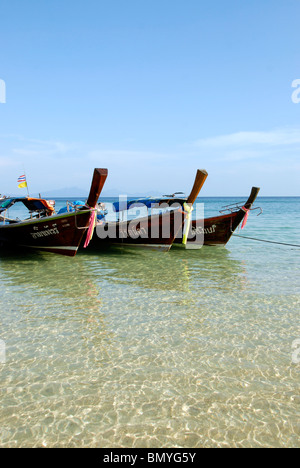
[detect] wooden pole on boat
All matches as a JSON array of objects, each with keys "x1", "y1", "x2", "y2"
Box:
[
  {"x1": 244, "y1": 186, "x2": 260, "y2": 209},
  {"x1": 22, "y1": 166, "x2": 30, "y2": 198},
  {"x1": 86, "y1": 168, "x2": 108, "y2": 208},
  {"x1": 239, "y1": 186, "x2": 260, "y2": 230},
  {"x1": 83, "y1": 169, "x2": 108, "y2": 249},
  {"x1": 187, "y1": 169, "x2": 208, "y2": 205}
]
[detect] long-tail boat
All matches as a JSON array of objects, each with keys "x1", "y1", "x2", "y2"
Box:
[
  {"x1": 89, "y1": 169, "x2": 208, "y2": 251},
  {"x1": 0, "y1": 168, "x2": 108, "y2": 256},
  {"x1": 173, "y1": 186, "x2": 261, "y2": 248}
]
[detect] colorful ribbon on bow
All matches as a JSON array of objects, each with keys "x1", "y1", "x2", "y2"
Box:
[
  {"x1": 241, "y1": 206, "x2": 250, "y2": 230},
  {"x1": 182, "y1": 202, "x2": 194, "y2": 245},
  {"x1": 83, "y1": 209, "x2": 97, "y2": 248}
]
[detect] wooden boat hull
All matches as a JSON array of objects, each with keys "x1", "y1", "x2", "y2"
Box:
[
  {"x1": 0, "y1": 168, "x2": 108, "y2": 257},
  {"x1": 89, "y1": 186, "x2": 260, "y2": 251},
  {"x1": 87, "y1": 169, "x2": 208, "y2": 252},
  {"x1": 90, "y1": 209, "x2": 186, "y2": 252},
  {"x1": 174, "y1": 187, "x2": 260, "y2": 247},
  {"x1": 174, "y1": 211, "x2": 242, "y2": 247},
  {"x1": 0, "y1": 210, "x2": 93, "y2": 257}
]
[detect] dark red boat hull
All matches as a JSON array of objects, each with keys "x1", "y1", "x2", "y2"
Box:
[
  {"x1": 174, "y1": 211, "x2": 242, "y2": 246},
  {"x1": 0, "y1": 210, "x2": 92, "y2": 257},
  {"x1": 88, "y1": 169, "x2": 208, "y2": 252},
  {"x1": 89, "y1": 187, "x2": 260, "y2": 251},
  {"x1": 174, "y1": 186, "x2": 260, "y2": 247},
  {"x1": 91, "y1": 209, "x2": 186, "y2": 252},
  {"x1": 0, "y1": 168, "x2": 108, "y2": 257}
]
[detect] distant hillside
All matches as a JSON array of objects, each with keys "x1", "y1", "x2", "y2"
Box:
[
  {"x1": 27, "y1": 187, "x2": 164, "y2": 198},
  {"x1": 31, "y1": 187, "x2": 88, "y2": 198}
]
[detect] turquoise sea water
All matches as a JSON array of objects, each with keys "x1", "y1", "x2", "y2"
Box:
[{"x1": 0, "y1": 196, "x2": 299, "y2": 448}]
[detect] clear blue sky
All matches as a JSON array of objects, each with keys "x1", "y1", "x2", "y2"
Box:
[{"x1": 1, "y1": 0, "x2": 300, "y2": 196}]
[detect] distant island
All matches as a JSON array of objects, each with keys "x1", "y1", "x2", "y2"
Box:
[{"x1": 26, "y1": 187, "x2": 164, "y2": 199}]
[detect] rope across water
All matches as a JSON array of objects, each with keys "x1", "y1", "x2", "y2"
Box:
[{"x1": 232, "y1": 233, "x2": 300, "y2": 248}]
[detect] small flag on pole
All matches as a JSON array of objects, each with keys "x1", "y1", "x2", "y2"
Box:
[{"x1": 17, "y1": 175, "x2": 27, "y2": 189}]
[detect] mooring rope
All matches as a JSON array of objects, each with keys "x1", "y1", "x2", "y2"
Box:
[{"x1": 232, "y1": 234, "x2": 300, "y2": 248}]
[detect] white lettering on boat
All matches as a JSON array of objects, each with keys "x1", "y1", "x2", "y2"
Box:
[
  {"x1": 119, "y1": 226, "x2": 148, "y2": 238},
  {"x1": 191, "y1": 224, "x2": 216, "y2": 235},
  {"x1": 30, "y1": 227, "x2": 60, "y2": 239}
]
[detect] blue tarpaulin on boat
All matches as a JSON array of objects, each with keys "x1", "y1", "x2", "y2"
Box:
[
  {"x1": 58, "y1": 206, "x2": 74, "y2": 214},
  {"x1": 112, "y1": 198, "x2": 185, "y2": 213},
  {"x1": 0, "y1": 198, "x2": 13, "y2": 211},
  {"x1": 58, "y1": 201, "x2": 85, "y2": 214}
]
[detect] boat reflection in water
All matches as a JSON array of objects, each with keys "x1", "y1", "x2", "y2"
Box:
[
  {"x1": 80, "y1": 244, "x2": 249, "y2": 295},
  {"x1": 0, "y1": 242, "x2": 249, "y2": 297}
]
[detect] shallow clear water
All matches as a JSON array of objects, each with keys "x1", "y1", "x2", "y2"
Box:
[{"x1": 0, "y1": 197, "x2": 299, "y2": 447}]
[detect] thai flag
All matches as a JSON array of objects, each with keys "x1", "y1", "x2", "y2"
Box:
[
  {"x1": 17, "y1": 174, "x2": 28, "y2": 189},
  {"x1": 18, "y1": 175, "x2": 26, "y2": 183}
]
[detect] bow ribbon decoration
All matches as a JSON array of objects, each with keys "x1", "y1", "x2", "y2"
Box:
[
  {"x1": 241, "y1": 206, "x2": 250, "y2": 230},
  {"x1": 83, "y1": 209, "x2": 97, "y2": 248},
  {"x1": 182, "y1": 202, "x2": 194, "y2": 245}
]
